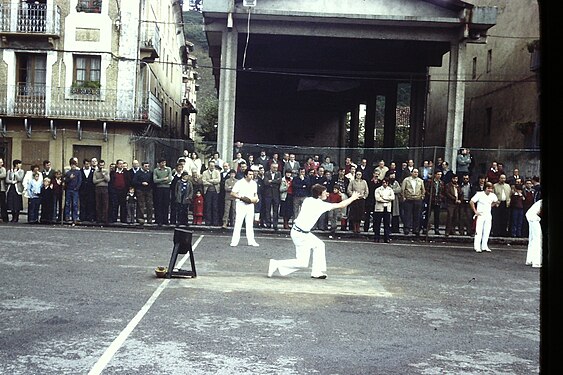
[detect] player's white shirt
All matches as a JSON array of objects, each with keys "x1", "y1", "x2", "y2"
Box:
[
  {"x1": 471, "y1": 191, "x2": 498, "y2": 217},
  {"x1": 525, "y1": 199, "x2": 542, "y2": 222},
  {"x1": 294, "y1": 197, "x2": 333, "y2": 231},
  {"x1": 232, "y1": 178, "x2": 257, "y2": 202}
]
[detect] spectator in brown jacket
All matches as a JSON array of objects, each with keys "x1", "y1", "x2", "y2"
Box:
[
  {"x1": 423, "y1": 171, "x2": 445, "y2": 235},
  {"x1": 443, "y1": 175, "x2": 463, "y2": 236}
]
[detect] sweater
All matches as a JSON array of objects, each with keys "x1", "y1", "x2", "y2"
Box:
[
  {"x1": 93, "y1": 168, "x2": 110, "y2": 187},
  {"x1": 153, "y1": 166, "x2": 173, "y2": 188}
]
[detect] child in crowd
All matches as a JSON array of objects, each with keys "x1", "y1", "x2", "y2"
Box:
[
  {"x1": 126, "y1": 186, "x2": 137, "y2": 224},
  {"x1": 40, "y1": 177, "x2": 54, "y2": 223},
  {"x1": 175, "y1": 171, "x2": 193, "y2": 226},
  {"x1": 27, "y1": 172, "x2": 43, "y2": 224},
  {"x1": 327, "y1": 185, "x2": 343, "y2": 238},
  {"x1": 192, "y1": 190, "x2": 204, "y2": 225},
  {"x1": 52, "y1": 170, "x2": 64, "y2": 222}
]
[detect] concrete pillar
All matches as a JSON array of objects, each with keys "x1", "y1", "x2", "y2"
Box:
[
  {"x1": 217, "y1": 29, "x2": 238, "y2": 161},
  {"x1": 445, "y1": 41, "x2": 467, "y2": 172},
  {"x1": 364, "y1": 96, "x2": 376, "y2": 149},
  {"x1": 338, "y1": 111, "x2": 347, "y2": 167},
  {"x1": 409, "y1": 77, "x2": 428, "y2": 163},
  {"x1": 349, "y1": 105, "x2": 360, "y2": 148},
  {"x1": 383, "y1": 83, "x2": 398, "y2": 148}
]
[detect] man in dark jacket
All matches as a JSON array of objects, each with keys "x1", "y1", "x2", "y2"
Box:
[
  {"x1": 292, "y1": 168, "x2": 311, "y2": 220},
  {"x1": 64, "y1": 158, "x2": 83, "y2": 224},
  {"x1": 79, "y1": 158, "x2": 96, "y2": 222},
  {"x1": 262, "y1": 162, "x2": 282, "y2": 230},
  {"x1": 132, "y1": 162, "x2": 154, "y2": 224},
  {"x1": 109, "y1": 159, "x2": 130, "y2": 223},
  {"x1": 423, "y1": 170, "x2": 445, "y2": 234}
]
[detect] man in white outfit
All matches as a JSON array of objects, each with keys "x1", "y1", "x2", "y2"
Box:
[
  {"x1": 525, "y1": 199, "x2": 542, "y2": 268},
  {"x1": 268, "y1": 184, "x2": 361, "y2": 279},
  {"x1": 470, "y1": 182, "x2": 499, "y2": 252},
  {"x1": 230, "y1": 169, "x2": 260, "y2": 247}
]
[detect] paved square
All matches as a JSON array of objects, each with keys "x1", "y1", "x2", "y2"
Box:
[{"x1": 0, "y1": 225, "x2": 539, "y2": 374}]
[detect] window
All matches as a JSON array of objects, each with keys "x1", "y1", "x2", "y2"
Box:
[
  {"x1": 76, "y1": 0, "x2": 102, "y2": 14},
  {"x1": 486, "y1": 49, "x2": 492, "y2": 73},
  {"x1": 485, "y1": 107, "x2": 492, "y2": 136},
  {"x1": 472, "y1": 57, "x2": 477, "y2": 80},
  {"x1": 16, "y1": 53, "x2": 47, "y2": 96},
  {"x1": 72, "y1": 55, "x2": 101, "y2": 94}
]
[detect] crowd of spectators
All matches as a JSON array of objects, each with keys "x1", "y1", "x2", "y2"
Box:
[{"x1": 0, "y1": 147, "x2": 541, "y2": 240}]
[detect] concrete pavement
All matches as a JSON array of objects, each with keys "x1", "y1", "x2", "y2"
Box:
[{"x1": 0, "y1": 224, "x2": 539, "y2": 374}]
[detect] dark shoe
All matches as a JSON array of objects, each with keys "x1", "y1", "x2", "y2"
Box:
[
  {"x1": 311, "y1": 275, "x2": 327, "y2": 279},
  {"x1": 384, "y1": 239, "x2": 391, "y2": 243}
]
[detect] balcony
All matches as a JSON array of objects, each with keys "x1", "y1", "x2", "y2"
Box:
[
  {"x1": 0, "y1": 2, "x2": 61, "y2": 39},
  {"x1": 140, "y1": 23, "x2": 161, "y2": 62},
  {"x1": 0, "y1": 84, "x2": 161, "y2": 124}
]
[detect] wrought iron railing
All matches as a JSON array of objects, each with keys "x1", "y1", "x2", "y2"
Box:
[
  {"x1": 0, "y1": 2, "x2": 60, "y2": 35},
  {"x1": 140, "y1": 22, "x2": 161, "y2": 56},
  {"x1": 0, "y1": 84, "x2": 156, "y2": 122}
]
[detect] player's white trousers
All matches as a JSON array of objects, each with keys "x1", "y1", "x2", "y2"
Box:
[
  {"x1": 526, "y1": 221, "x2": 542, "y2": 266},
  {"x1": 474, "y1": 214, "x2": 492, "y2": 251},
  {"x1": 276, "y1": 229, "x2": 326, "y2": 277},
  {"x1": 230, "y1": 202, "x2": 256, "y2": 245}
]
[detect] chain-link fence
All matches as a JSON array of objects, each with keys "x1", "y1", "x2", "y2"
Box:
[
  {"x1": 131, "y1": 137, "x2": 541, "y2": 180},
  {"x1": 1, "y1": 128, "x2": 540, "y2": 181}
]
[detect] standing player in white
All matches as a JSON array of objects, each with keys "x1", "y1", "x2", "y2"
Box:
[
  {"x1": 470, "y1": 182, "x2": 499, "y2": 252},
  {"x1": 268, "y1": 184, "x2": 361, "y2": 279},
  {"x1": 230, "y1": 169, "x2": 260, "y2": 247},
  {"x1": 525, "y1": 199, "x2": 542, "y2": 268}
]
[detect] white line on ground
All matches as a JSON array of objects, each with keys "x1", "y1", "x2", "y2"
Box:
[{"x1": 87, "y1": 235, "x2": 204, "y2": 375}]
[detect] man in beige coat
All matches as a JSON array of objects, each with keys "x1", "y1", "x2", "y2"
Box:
[
  {"x1": 222, "y1": 169, "x2": 237, "y2": 228},
  {"x1": 201, "y1": 160, "x2": 222, "y2": 226},
  {"x1": 400, "y1": 168, "x2": 425, "y2": 236},
  {"x1": 492, "y1": 174, "x2": 512, "y2": 236}
]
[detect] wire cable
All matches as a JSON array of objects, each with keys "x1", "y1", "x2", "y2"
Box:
[{"x1": 242, "y1": 6, "x2": 251, "y2": 69}]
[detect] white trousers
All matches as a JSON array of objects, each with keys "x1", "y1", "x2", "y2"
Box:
[
  {"x1": 230, "y1": 202, "x2": 256, "y2": 245},
  {"x1": 474, "y1": 214, "x2": 492, "y2": 251},
  {"x1": 276, "y1": 229, "x2": 326, "y2": 277},
  {"x1": 526, "y1": 221, "x2": 542, "y2": 266}
]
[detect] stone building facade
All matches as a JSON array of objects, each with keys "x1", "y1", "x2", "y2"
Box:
[
  {"x1": 0, "y1": 0, "x2": 197, "y2": 170},
  {"x1": 425, "y1": 0, "x2": 540, "y2": 152}
]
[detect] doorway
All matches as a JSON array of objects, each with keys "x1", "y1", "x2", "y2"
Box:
[{"x1": 73, "y1": 145, "x2": 102, "y2": 165}]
